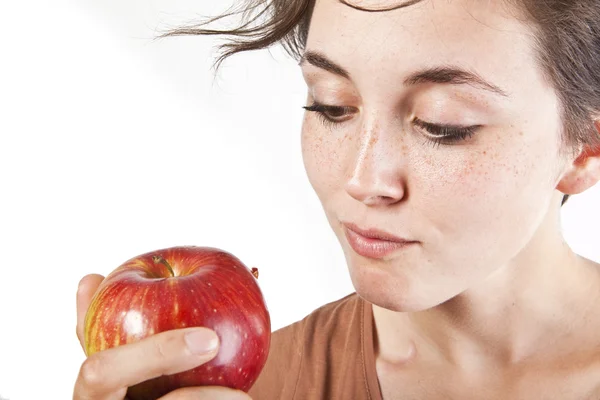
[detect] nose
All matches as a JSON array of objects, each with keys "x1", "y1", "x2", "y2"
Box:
[{"x1": 344, "y1": 122, "x2": 406, "y2": 207}]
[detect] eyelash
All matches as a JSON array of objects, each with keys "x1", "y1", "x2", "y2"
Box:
[
  {"x1": 302, "y1": 102, "x2": 479, "y2": 146},
  {"x1": 302, "y1": 103, "x2": 355, "y2": 130}
]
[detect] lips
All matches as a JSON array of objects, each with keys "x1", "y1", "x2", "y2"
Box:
[
  {"x1": 343, "y1": 222, "x2": 413, "y2": 243},
  {"x1": 342, "y1": 222, "x2": 417, "y2": 259}
]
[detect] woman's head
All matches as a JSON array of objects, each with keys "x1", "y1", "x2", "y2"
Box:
[{"x1": 164, "y1": 0, "x2": 600, "y2": 310}]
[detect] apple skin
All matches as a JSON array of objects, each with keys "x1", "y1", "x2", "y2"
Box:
[{"x1": 83, "y1": 246, "x2": 271, "y2": 400}]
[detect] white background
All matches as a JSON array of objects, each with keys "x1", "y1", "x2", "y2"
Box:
[{"x1": 0, "y1": 1, "x2": 598, "y2": 399}]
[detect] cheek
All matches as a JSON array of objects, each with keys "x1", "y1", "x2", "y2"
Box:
[
  {"x1": 416, "y1": 130, "x2": 556, "y2": 260},
  {"x1": 459, "y1": 135, "x2": 552, "y2": 210},
  {"x1": 424, "y1": 133, "x2": 536, "y2": 203},
  {"x1": 300, "y1": 118, "x2": 351, "y2": 195}
]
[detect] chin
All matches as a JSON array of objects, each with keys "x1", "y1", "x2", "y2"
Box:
[{"x1": 347, "y1": 259, "x2": 451, "y2": 312}]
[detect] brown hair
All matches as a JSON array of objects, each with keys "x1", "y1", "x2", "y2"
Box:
[{"x1": 159, "y1": 0, "x2": 600, "y2": 207}]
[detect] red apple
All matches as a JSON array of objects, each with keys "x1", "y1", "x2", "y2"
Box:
[{"x1": 83, "y1": 246, "x2": 271, "y2": 400}]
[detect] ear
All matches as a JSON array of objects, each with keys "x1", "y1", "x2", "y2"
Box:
[{"x1": 556, "y1": 121, "x2": 600, "y2": 196}]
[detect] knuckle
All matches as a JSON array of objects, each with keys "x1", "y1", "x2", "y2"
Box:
[
  {"x1": 79, "y1": 354, "x2": 104, "y2": 388},
  {"x1": 148, "y1": 331, "x2": 181, "y2": 374},
  {"x1": 147, "y1": 331, "x2": 194, "y2": 377},
  {"x1": 154, "y1": 335, "x2": 172, "y2": 361}
]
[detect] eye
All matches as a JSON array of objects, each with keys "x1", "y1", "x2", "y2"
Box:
[
  {"x1": 303, "y1": 102, "x2": 355, "y2": 129},
  {"x1": 413, "y1": 117, "x2": 480, "y2": 147}
]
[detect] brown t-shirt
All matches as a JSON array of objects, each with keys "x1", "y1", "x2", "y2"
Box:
[{"x1": 248, "y1": 292, "x2": 383, "y2": 399}]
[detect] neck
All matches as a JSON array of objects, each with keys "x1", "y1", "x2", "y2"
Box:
[{"x1": 373, "y1": 206, "x2": 600, "y2": 372}]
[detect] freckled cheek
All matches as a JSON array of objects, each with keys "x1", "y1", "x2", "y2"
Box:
[
  {"x1": 300, "y1": 121, "x2": 352, "y2": 192},
  {"x1": 414, "y1": 148, "x2": 503, "y2": 210},
  {"x1": 434, "y1": 147, "x2": 530, "y2": 208},
  {"x1": 452, "y1": 158, "x2": 494, "y2": 200}
]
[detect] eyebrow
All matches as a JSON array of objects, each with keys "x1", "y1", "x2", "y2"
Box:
[
  {"x1": 300, "y1": 51, "x2": 351, "y2": 79},
  {"x1": 299, "y1": 50, "x2": 508, "y2": 97}
]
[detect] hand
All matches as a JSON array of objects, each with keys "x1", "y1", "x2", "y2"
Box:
[{"x1": 74, "y1": 274, "x2": 252, "y2": 400}]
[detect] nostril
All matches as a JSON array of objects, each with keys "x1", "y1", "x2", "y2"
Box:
[
  {"x1": 345, "y1": 172, "x2": 405, "y2": 206},
  {"x1": 363, "y1": 195, "x2": 400, "y2": 207}
]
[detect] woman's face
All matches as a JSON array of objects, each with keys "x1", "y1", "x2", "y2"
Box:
[{"x1": 300, "y1": 0, "x2": 571, "y2": 311}]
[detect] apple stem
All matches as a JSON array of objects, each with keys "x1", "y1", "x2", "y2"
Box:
[
  {"x1": 251, "y1": 267, "x2": 259, "y2": 279},
  {"x1": 153, "y1": 255, "x2": 175, "y2": 277}
]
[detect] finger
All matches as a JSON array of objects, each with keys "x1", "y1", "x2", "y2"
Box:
[
  {"x1": 74, "y1": 327, "x2": 219, "y2": 399},
  {"x1": 159, "y1": 386, "x2": 252, "y2": 400},
  {"x1": 76, "y1": 274, "x2": 105, "y2": 349}
]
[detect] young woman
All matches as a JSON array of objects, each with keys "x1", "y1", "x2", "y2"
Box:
[{"x1": 74, "y1": 0, "x2": 600, "y2": 398}]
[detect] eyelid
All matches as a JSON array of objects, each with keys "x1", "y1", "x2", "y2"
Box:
[
  {"x1": 412, "y1": 116, "x2": 478, "y2": 132},
  {"x1": 303, "y1": 102, "x2": 482, "y2": 148},
  {"x1": 307, "y1": 100, "x2": 354, "y2": 109},
  {"x1": 302, "y1": 101, "x2": 357, "y2": 130},
  {"x1": 303, "y1": 101, "x2": 357, "y2": 118},
  {"x1": 412, "y1": 116, "x2": 480, "y2": 146}
]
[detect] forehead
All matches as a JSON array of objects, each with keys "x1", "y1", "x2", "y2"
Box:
[
  {"x1": 309, "y1": 0, "x2": 526, "y2": 36},
  {"x1": 305, "y1": 0, "x2": 541, "y2": 93}
]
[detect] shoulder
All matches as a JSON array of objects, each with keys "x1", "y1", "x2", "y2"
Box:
[
  {"x1": 292, "y1": 291, "x2": 364, "y2": 346},
  {"x1": 248, "y1": 292, "x2": 363, "y2": 399},
  {"x1": 273, "y1": 291, "x2": 363, "y2": 349}
]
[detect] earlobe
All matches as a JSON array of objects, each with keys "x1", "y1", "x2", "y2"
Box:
[{"x1": 555, "y1": 124, "x2": 600, "y2": 196}]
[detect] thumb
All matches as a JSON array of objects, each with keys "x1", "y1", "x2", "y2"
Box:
[{"x1": 76, "y1": 274, "x2": 105, "y2": 351}]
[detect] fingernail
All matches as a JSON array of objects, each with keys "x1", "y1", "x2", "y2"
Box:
[{"x1": 184, "y1": 329, "x2": 219, "y2": 355}]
